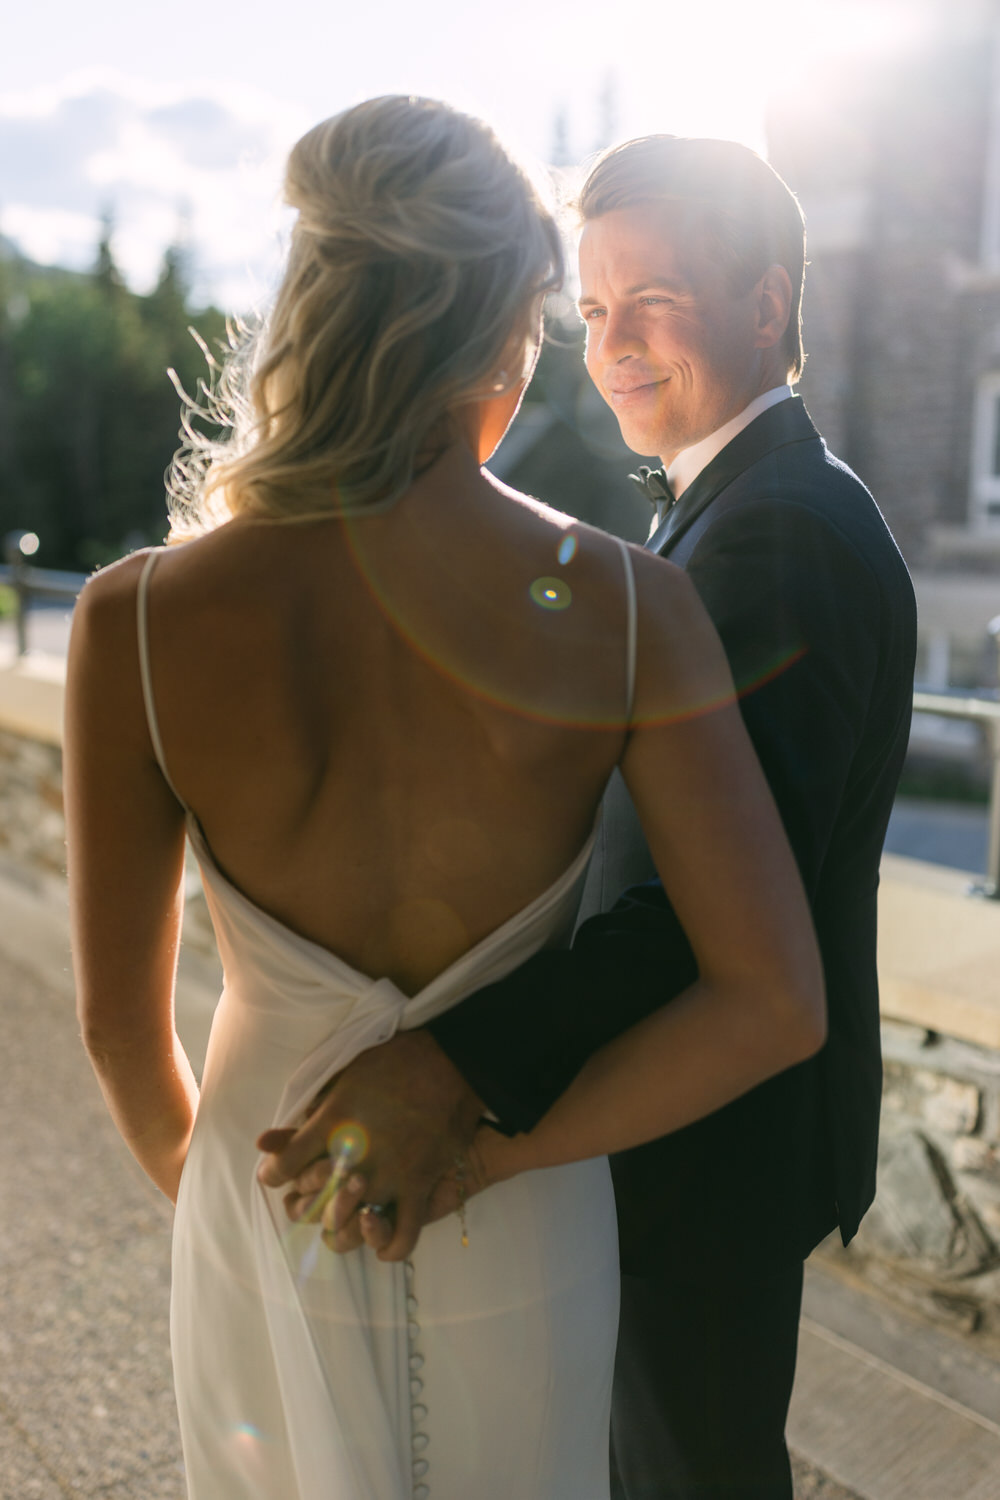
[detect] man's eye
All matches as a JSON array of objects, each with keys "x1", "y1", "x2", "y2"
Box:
[{"x1": 581, "y1": 307, "x2": 605, "y2": 321}]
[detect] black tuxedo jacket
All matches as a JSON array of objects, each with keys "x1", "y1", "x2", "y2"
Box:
[{"x1": 429, "y1": 397, "x2": 917, "y2": 1279}]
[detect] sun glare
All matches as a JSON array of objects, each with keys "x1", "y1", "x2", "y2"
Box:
[
  {"x1": 578, "y1": 0, "x2": 931, "y2": 160},
  {"x1": 0, "y1": 0, "x2": 944, "y2": 309}
]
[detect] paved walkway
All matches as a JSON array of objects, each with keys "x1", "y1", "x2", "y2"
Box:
[
  {"x1": 1, "y1": 918, "x2": 183, "y2": 1496},
  {"x1": 0, "y1": 863, "x2": 996, "y2": 1499}
]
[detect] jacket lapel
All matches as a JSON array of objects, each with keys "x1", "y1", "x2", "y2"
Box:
[{"x1": 647, "y1": 396, "x2": 820, "y2": 558}]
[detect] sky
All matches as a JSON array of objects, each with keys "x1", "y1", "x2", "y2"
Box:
[{"x1": 1, "y1": 0, "x2": 937, "y2": 311}]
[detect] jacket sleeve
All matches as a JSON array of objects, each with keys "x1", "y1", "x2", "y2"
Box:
[
  {"x1": 686, "y1": 498, "x2": 882, "y2": 898},
  {"x1": 428, "y1": 497, "x2": 883, "y2": 1131}
]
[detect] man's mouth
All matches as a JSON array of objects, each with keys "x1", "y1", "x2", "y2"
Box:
[{"x1": 607, "y1": 377, "x2": 667, "y2": 405}]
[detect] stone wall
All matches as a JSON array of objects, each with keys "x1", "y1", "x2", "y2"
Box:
[
  {"x1": 0, "y1": 726, "x2": 65, "y2": 881},
  {"x1": 0, "y1": 689, "x2": 217, "y2": 957},
  {"x1": 820, "y1": 1019, "x2": 1000, "y2": 1340}
]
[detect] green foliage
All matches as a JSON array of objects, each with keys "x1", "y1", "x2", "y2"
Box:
[{"x1": 0, "y1": 235, "x2": 226, "y2": 569}]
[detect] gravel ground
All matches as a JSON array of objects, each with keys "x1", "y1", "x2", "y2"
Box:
[{"x1": 792, "y1": 1452, "x2": 864, "y2": 1500}]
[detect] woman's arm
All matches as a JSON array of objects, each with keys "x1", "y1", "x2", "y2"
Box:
[
  {"x1": 64, "y1": 558, "x2": 198, "y2": 1204},
  {"x1": 473, "y1": 554, "x2": 825, "y2": 1186}
]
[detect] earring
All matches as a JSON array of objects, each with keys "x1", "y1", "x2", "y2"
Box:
[{"x1": 492, "y1": 370, "x2": 509, "y2": 392}]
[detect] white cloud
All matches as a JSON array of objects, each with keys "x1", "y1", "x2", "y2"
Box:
[
  {"x1": 0, "y1": 70, "x2": 307, "y2": 308},
  {"x1": 0, "y1": 204, "x2": 99, "y2": 270}
]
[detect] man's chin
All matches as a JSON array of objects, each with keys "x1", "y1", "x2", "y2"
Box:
[{"x1": 617, "y1": 425, "x2": 667, "y2": 461}]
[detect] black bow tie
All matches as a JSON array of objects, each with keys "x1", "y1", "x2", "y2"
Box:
[{"x1": 629, "y1": 466, "x2": 676, "y2": 508}]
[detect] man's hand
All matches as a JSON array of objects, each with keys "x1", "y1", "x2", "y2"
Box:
[{"x1": 256, "y1": 1029, "x2": 485, "y2": 1261}]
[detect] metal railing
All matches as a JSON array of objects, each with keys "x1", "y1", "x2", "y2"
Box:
[
  {"x1": 912, "y1": 615, "x2": 1000, "y2": 899},
  {"x1": 0, "y1": 531, "x2": 85, "y2": 657},
  {"x1": 910, "y1": 688, "x2": 1000, "y2": 898}
]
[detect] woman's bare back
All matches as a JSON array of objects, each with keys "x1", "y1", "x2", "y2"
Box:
[{"x1": 132, "y1": 449, "x2": 640, "y2": 992}]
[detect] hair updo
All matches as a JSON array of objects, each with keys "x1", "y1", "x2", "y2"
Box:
[{"x1": 168, "y1": 96, "x2": 563, "y2": 535}]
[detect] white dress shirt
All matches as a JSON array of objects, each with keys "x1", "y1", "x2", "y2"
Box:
[{"x1": 651, "y1": 385, "x2": 793, "y2": 532}]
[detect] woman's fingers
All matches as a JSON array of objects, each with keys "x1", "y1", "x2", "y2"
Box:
[
  {"x1": 256, "y1": 1127, "x2": 297, "y2": 1155},
  {"x1": 296, "y1": 1157, "x2": 338, "y2": 1198},
  {"x1": 378, "y1": 1198, "x2": 425, "y2": 1262},
  {"x1": 331, "y1": 1173, "x2": 368, "y2": 1233},
  {"x1": 284, "y1": 1188, "x2": 322, "y2": 1222},
  {"x1": 358, "y1": 1204, "x2": 395, "y2": 1254},
  {"x1": 319, "y1": 1188, "x2": 372, "y2": 1253},
  {"x1": 267, "y1": 1153, "x2": 341, "y2": 1224}
]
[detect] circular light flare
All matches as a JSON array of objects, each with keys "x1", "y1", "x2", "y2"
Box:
[
  {"x1": 529, "y1": 576, "x2": 573, "y2": 612},
  {"x1": 326, "y1": 1120, "x2": 370, "y2": 1167}
]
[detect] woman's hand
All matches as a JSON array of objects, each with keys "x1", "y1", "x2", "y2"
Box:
[
  {"x1": 65, "y1": 557, "x2": 199, "y2": 1202},
  {"x1": 347, "y1": 1125, "x2": 508, "y2": 1254},
  {"x1": 271, "y1": 1122, "x2": 513, "y2": 1257},
  {"x1": 255, "y1": 1029, "x2": 485, "y2": 1259}
]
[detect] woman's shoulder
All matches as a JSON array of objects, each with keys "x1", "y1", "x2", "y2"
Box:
[
  {"x1": 493, "y1": 483, "x2": 700, "y2": 644},
  {"x1": 72, "y1": 547, "x2": 162, "y2": 650},
  {"x1": 71, "y1": 527, "x2": 263, "y2": 677},
  {"x1": 617, "y1": 549, "x2": 732, "y2": 729},
  {"x1": 499, "y1": 485, "x2": 641, "y2": 571}
]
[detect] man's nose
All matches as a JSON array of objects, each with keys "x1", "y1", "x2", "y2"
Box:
[{"x1": 595, "y1": 309, "x2": 644, "y2": 364}]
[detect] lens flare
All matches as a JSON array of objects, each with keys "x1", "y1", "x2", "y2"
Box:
[
  {"x1": 229, "y1": 1420, "x2": 270, "y2": 1477},
  {"x1": 556, "y1": 533, "x2": 578, "y2": 566},
  {"x1": 296, "y1": 1233, "x2": 321, "y2": 1285},
  {"x1": 326, "y1": 1121, "x2": 369, "y2": 1166},
  {"x1": 529, "y1": 577, "x2": 572, "y2": 612},
  {"x1": 233, "y1": 1421, "x2": 265, "y2": 1444},
  {"x1": 335, "y1": 506, "x2": 806, "y2": 729},
  {"x1": 733, "y1": 644, "x2": 809, "y2": 700},
  {"x1": 294, "y1": 1120, "x2": 373, "y2": 1238}
]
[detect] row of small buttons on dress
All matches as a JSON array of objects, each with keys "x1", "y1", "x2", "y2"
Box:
[{"x1": 405, "y1": 1258, "x2": 430, "y2": 1499}]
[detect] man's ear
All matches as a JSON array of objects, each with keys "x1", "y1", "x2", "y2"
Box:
[{"x1": 753, "y1": 264, "x2": 793, "y2": 351}]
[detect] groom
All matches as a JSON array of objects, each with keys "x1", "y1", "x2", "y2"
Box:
[{"x1": 262, "y1": 137, "x2": 917, "y2": 1497}]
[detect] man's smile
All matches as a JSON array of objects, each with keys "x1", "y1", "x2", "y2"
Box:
[{"x1": 606, "y1": 376, "x2": 669, "y2": 405}]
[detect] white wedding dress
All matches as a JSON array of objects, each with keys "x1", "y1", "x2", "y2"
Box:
[{"x1": 136, "y1": 542, "x2": 636, "y2": 1500}]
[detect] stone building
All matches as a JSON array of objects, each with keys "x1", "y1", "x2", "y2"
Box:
[{"x1": 767, "y1": 0, "x2": 1000, "y2": 684}]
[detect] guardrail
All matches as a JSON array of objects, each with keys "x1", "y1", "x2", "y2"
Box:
[
  {"x1": 911, "y1": 687, "x2": 1000, "y2": 899},
  {"x1": 1, "y1": 531, "x2": 85, "y2": 657},
  {"x1": 913, "y1": 614, "x2": 1000, "y2": 900}
]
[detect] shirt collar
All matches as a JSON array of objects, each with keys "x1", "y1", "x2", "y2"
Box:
[{"x1": 664, "y1": 385, "x2": 793, "y2": 507}]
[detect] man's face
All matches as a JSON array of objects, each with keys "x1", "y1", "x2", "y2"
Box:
[{"x1": 578, "y1": 203, "x2": 767, "y2": 466}]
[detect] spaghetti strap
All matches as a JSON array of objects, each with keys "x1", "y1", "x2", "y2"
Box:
[
  {"x1": 136, "y1": 551, "x2": 185, "y2": 805},
  {"x1": 615, "y1": 537, "x2": 638, "y2": 723}
]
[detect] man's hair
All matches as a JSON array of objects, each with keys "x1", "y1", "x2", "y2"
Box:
[{"x1": 579, "y1": 136, "x2": 806, "y2": 380}]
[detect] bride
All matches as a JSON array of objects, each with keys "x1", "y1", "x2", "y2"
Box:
[{"x1": 64, "y1": 96, "x2": 824, "y2": 1500}]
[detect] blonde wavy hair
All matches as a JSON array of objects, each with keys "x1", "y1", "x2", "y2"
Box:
[{"x1": 168, "y1": 96, "x2": 563, "y2": 536}]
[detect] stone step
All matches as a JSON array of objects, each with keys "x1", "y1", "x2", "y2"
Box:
[{"x1": 789, "y1": 1264, "x2": 1000, "y2": 1499}]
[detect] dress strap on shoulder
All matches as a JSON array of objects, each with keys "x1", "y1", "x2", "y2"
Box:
[
  {"x1": 136, "y1": 550, "x2": 185, "y2": 806},
  {"x1": 614, "y1": 537, "x2": 638, "y2": 724}
]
